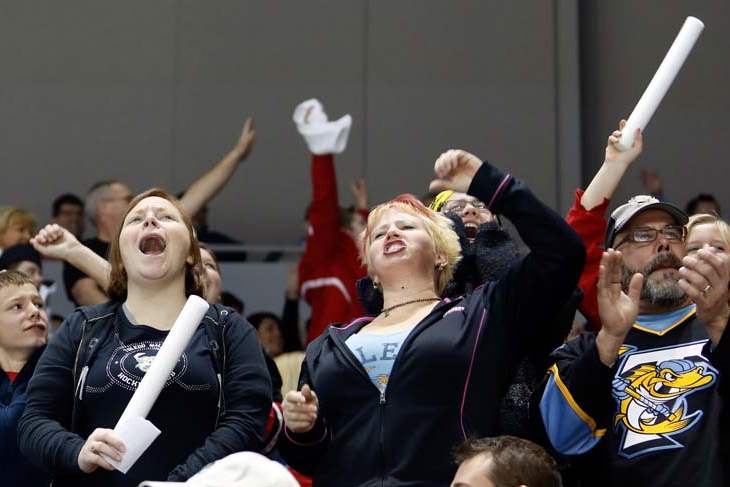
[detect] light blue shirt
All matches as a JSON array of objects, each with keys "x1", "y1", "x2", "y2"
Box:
[{"x1": 346, "y1": 328, "x2": 412, "y2": 392}]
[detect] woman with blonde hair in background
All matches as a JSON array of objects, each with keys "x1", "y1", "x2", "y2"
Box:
[{"x1": 0, "y1": 207, "x2": 36, "y2": 254}]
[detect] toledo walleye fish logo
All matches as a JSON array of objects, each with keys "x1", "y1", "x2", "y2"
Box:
[{"x1": 611, "y1": 341, "x2": 717, "y2": 458}]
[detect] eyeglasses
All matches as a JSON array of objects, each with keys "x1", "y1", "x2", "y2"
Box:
[
  {"x1": 614, "y1": 225, "x2": 687, "y2": 248},
  {"x1": 442, "y1": 199, "x2": 487, "y2": 213}
]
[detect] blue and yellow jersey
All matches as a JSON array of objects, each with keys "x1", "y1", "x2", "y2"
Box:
[{"x1": 539, "y1": 305, "x2": 729, "y2": 487}]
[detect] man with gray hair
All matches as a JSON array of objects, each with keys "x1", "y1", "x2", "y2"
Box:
[
  {"x1": 63, "y1": 118, "x2": 255, "y2": 305},
  {"x1": 539, "y1": 194, "x2": 730, "y2": 486}
]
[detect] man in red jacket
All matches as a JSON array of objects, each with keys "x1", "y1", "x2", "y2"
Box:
[{"x1": 293, "y1": 99, "x2": 368, "y2": 344}]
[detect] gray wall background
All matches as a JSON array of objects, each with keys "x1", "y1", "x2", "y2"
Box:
[
  {"x1": 580, "y1": 1, "x2": 730, "y2": 213},
  {"x1": 2, "y1": 1, "x2": 726, "y2": 246},
  {"x1": 0, "y1": 1, "x2": 581, "y2": 245}
]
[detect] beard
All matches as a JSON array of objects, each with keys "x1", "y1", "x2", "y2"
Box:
[{"x1": 621, "y1": 251, "x2": 686, "y2": 308}]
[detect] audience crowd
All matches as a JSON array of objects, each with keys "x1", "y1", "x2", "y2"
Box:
[{"x1": 1, "y1": 99, "x2": 728, "y2": 487}]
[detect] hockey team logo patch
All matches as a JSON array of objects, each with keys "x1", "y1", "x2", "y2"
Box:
[
  {"x1": 611, "y1": 340, "x2": 717, "y2": 458},
  {"x1": 107, "y1": 341, "x2": 188, "y2": 391}
]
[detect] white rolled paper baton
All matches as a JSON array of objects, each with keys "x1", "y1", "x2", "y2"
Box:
[
  {"x1": 103, "y1": 295, "x2": 210, "y2": 473},
  {"x1": 616, "y1": 16, "x2": 704, "y2": 151}
]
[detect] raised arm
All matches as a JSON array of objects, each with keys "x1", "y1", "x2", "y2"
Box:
[
  {"x1": 430, "y1": 150, "x2": 586, "y2": 344},
  {"x1": 32, "y1": 224, "x2": 111, "y2": 290},
  {"x1": 567, "y1": 121, "x2": 643, "y2": 329},
  {"x1": 303, "y1": 154, "x2": 342, "y2": 261},
  {"x1": 581, "y1": 120, "x2": 642, "y2": 211},
  {"x1": 294, "y1": 99, "x2": 353, "y2": 262},
  {"x1": 178, "y1": 118, "x2": 256, "y2": 217},
  {"x1": 538, "y1": 250, "x2": 643, "y2": 455}
]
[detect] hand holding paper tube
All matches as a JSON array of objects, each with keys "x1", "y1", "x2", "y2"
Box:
[
  {"x1": 102, "y1": 295, "x2": 210, "y2": 473},
  {"x1": 616, "y1": 16, "x2": 704, "y2": 151}
]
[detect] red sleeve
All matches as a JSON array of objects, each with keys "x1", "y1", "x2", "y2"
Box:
[
  {"x1": 566, "y1": 189, "x2": 610, "y2": 331},
  {"x1": 301, "y1": 154, "x2": 340, "y2": 266}
]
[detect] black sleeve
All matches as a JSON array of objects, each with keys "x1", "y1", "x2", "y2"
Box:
[
  {"x1": 532, "y1": 333, "x2": 616, "y2": 455},
  {"x1": 265, "y1": 352, "x2": 284, "y2": 403},
  {"x1": 167, "y1": 314, "x2": 272, "y2": 481},
  {"x1": 466, "y1": 162, "x2": 586, "y2": 355},
  {"x1": 62, "y1": 239, "x2": 109, "y2": 303},
  {"x1": 18, "y1": 314, "x2": 86, "y2": 475},
  {"x1": 706, "y1": 320, "x2": 730, "y2": 400},
  {"x1": 62, "y1": 262, "x2": 87, "y2": 303},
  {"x1": 276, "y1": 346, "x2": 330, "y2": 476},
  {"x1": 706, "y1": 320, "x2": 730, "y2": 478}
]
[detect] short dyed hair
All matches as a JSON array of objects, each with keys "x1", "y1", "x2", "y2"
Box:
[
  {"x1": 454, "y1": 436, "x2": 561, "y2": 487},
  {"x1": 686, "y1": 213, "x2": 730, "y2": 251},
  {"x1": 360, "y1": 194, "x2": 461, "y2": 295},
  {"x1": 107, "y1": 188, "x2": 206, "y2": 301},
  {"x1": 0, "y1": 207, "x2": 37, "y2": 241},
  {"x1": 0, "y1": 269, "x2": 35, "y2": 292}
]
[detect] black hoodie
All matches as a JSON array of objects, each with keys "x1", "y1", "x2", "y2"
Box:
[{"x1": 279, "y1": 161, "x2": 586, "y2": 486}]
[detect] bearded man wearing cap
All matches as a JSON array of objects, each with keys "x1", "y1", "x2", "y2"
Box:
[{"x1": 537, "y1": 122, "x2": 730, "y2": 486}]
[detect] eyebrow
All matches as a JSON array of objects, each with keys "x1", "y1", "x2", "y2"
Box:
[
  {"x1": 448, "y1": 197, "x2": 479, "y2": 203},
  {"x1": 128, "y1": 206, "x2": 175, "y2": 216},
  {"x1": 5, "y1": 293, "x2": 41, "y2": 304},
  {"x1": 373, "y1": 218, "x2": 418, "y2": 232},
  {"x1": 687, "y1": 240, "x2": 725, "y2": 246}
]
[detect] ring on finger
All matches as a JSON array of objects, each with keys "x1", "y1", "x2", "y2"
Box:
[{"x1": 703, "y1": 284, "x2": 712, "y2": 296}]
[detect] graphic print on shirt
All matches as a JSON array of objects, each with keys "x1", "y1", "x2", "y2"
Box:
[
  {"x1": 611, "y1": 340, "x2": 717, "y2": 459},
  {"x1": 352, "y1": 341, "x2": 400, "y2": 391},
  {"x1": 85, "y1": 340, "x2": 212, "y2": 394}
]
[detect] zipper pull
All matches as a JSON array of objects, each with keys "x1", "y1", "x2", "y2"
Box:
[
  {"x1": 216, "y1": 373, "x2": 223, "y2": 409},
  {"x1": 76, "y1": 366, "x2": 89, "y2": 400},
  {"x1": 379, "y1": 390, "x2": 386, "y2": 405}
]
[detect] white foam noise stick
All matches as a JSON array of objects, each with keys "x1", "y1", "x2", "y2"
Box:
[
  {"x1": 117, "y1": 295, "x2": 210, "y2": 426},
  {"x1": 102, "y1": 295, "x2": 210, "y2": 473},
  {"x1": 616, "y1": 17, "x2": 704, "y2": 151}
]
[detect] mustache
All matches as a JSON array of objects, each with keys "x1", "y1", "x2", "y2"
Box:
[{"x1": 641, "y1": 252, "x2": 683, "y2": 276}]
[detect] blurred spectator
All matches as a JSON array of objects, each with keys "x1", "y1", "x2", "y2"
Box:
[
  {"x1": 248, "y1": 312, "x2": 285, "y2": 359},
  {"x1": 293, "y1": 99, "x2": 368, "y2": 343},
  {"x1": 63, "y1": 117, "x2": 256, "y2": 306},
  {"x1": 639, "y1": 168, "x2": 663, "y2": 200},
  {"x1": 685, "y1": 193, "x2": 721, "y2": 216},
  {"x1": 0, "y1": 244, "x2": 58, "y2": 318},
  {"x1": 451, "y1": 436, "x2": 561, "y2": 487},
  {"x1": 0, "y1": 244, "x2": 43, "y2": 289},
  {"x1": 51, "y1": 193, "x2": 85, "y2": 238},
  {"x1": 62, "y1": 179, "x2": 132, "y2": 306},
  {"x1": 0, "y1": 207, "x2": 36, "y2": 254},
  {"x1": 191, "y1": 203, "x2": 239, "y2": 244},
  {"x1": 181, "y1": 201, "x2": 247, "y2": 261}
]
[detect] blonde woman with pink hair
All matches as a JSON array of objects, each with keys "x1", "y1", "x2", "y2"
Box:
[{"x1": 279, "y1": 150, "x2": 585, "y2": 486}]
